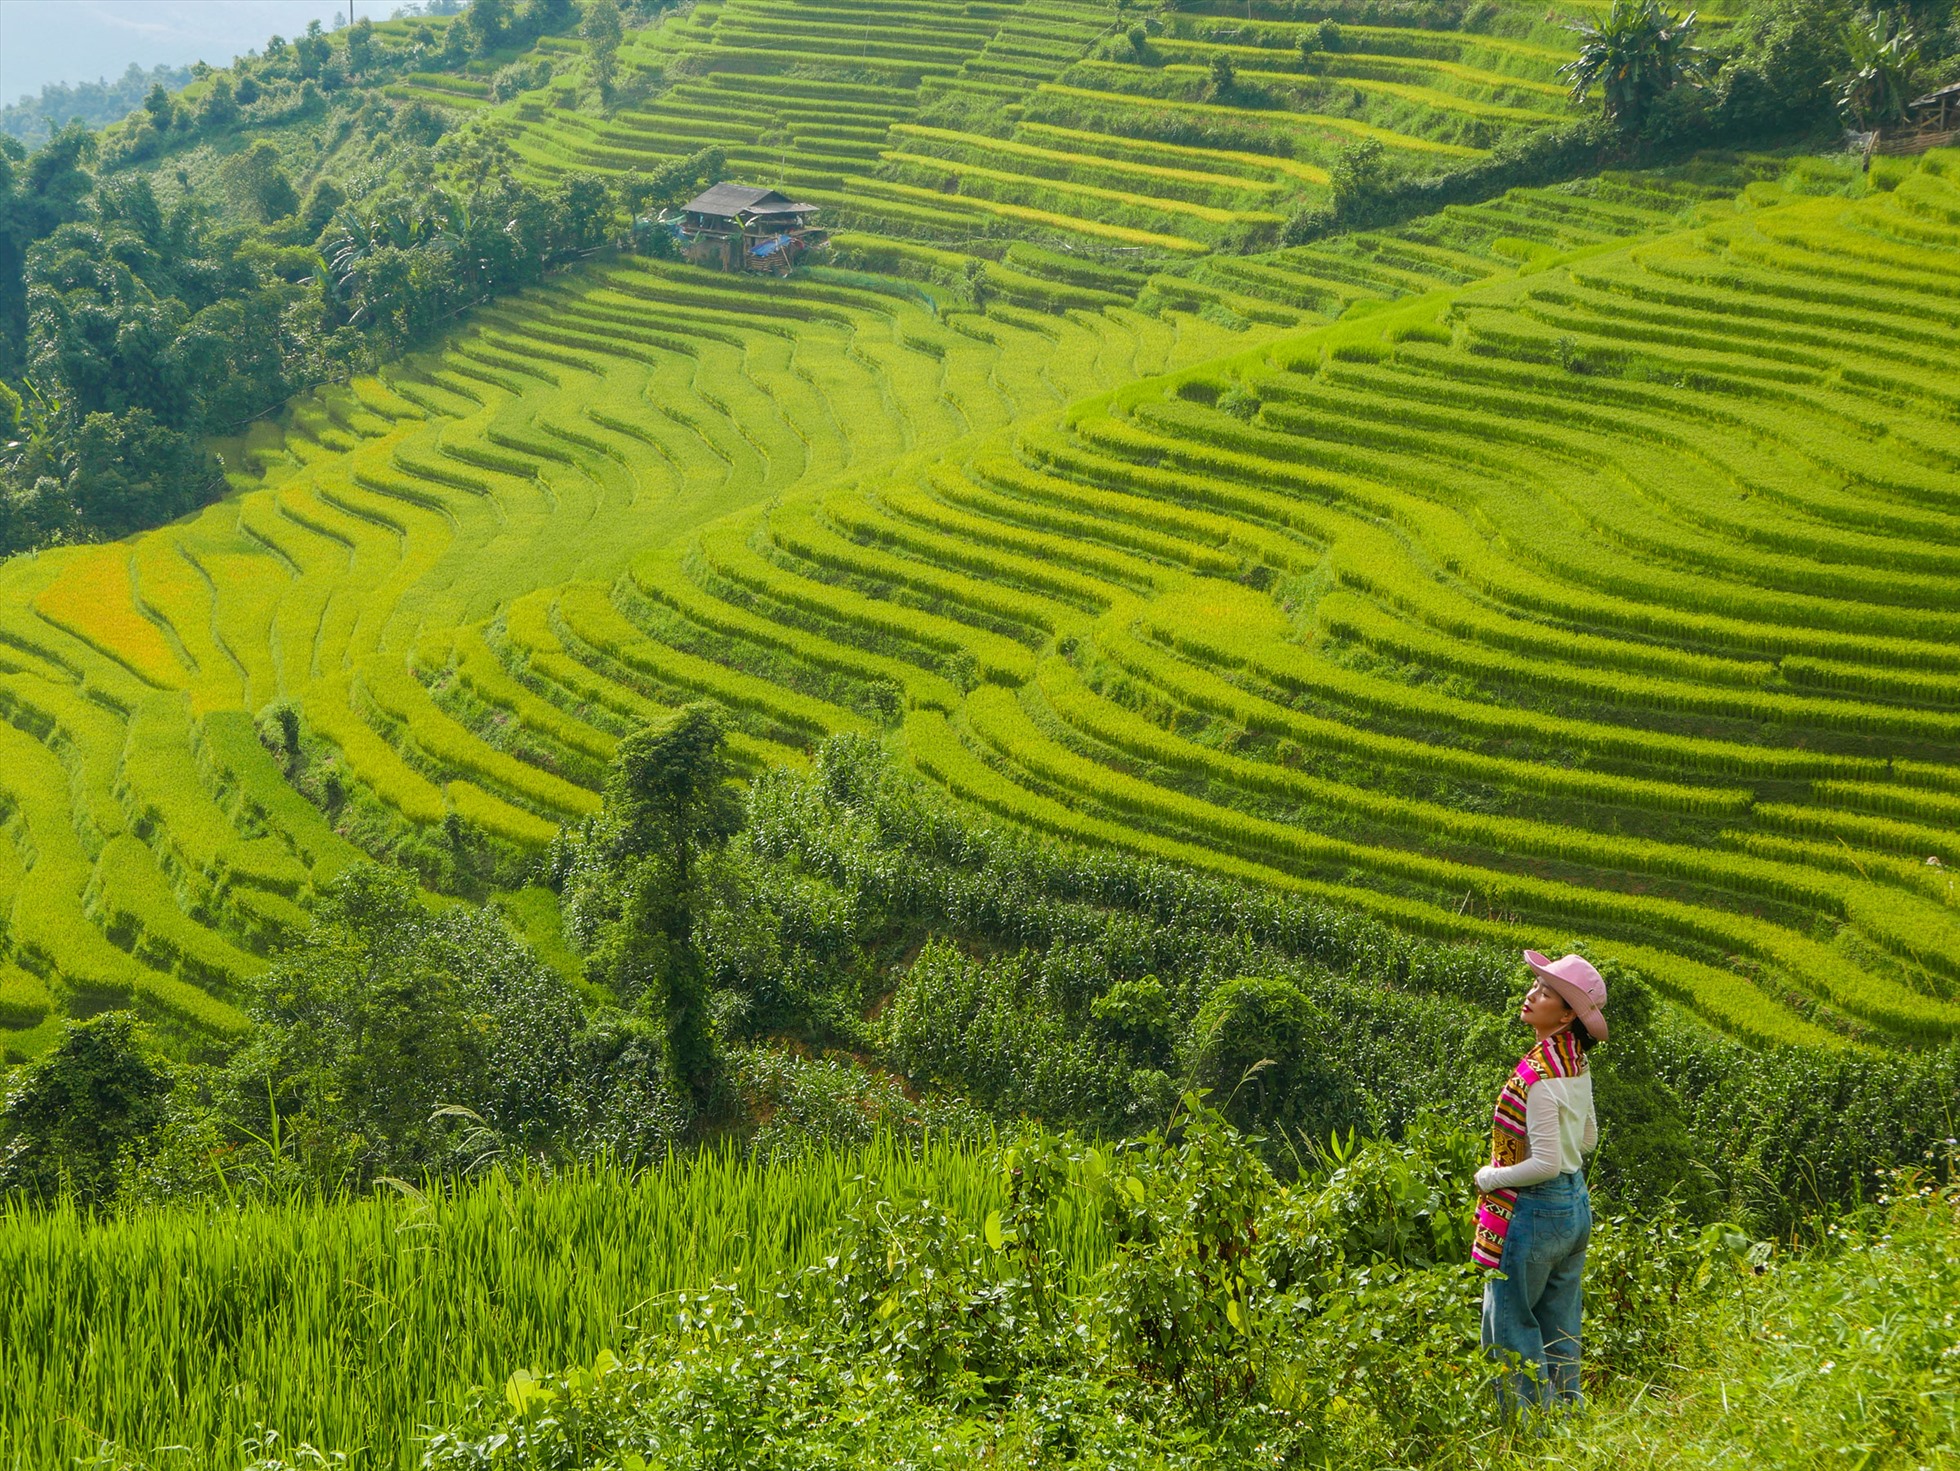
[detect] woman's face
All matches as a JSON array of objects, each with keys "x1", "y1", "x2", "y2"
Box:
[{"x1": 1521, "y1": 977, "x2": 1575, "y2": 1032}]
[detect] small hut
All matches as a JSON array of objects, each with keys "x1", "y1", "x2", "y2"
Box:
[
  {"x1": 1875, "y1": 81, "x2": 1960, "y2": 156},
  {"x1": 675, "y1": 184, "x2": 826, "y2": 274},
  {"x1": 1910, "y1": 81, "x2": 1960, "y2": 131}
]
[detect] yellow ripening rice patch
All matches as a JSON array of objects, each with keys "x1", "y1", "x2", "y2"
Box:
[
  {"x1": 879, "y1": 152, "x2": 1287, "y2": 225},
  {"x1": 33, "y1": 546, "x2": 186, "y2": 690},
  {"x1": 1016, "y1": 122, "x2": 1333, "y2": 185},
  {"x1": 858, "y1": 179, "x2": 1214, "y2": 252},
  {"x1": 132, "y1": 535, "x2": 230, "y2": 701},
  {"x1": 1033, "y1": 84, "x2": 1487, "y2": 156}
]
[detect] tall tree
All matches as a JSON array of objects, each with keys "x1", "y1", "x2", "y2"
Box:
[
  {"x1": 470, "y1": 0, "x2": 516, "y2": 52},
  {"x1": 1560, "y1": 0, "x2": 1708, "y2": 132},
  {"x1": 1837, "y1": 10, "x2": 1923, "y2": 130},
  {"x1": 3, "y1": 124, "x2": 95, "y2": 370},
  {"x1": 143, "y1": 82, "x2": 175, "y2": 130},
  {"x1": 562, "y1": 704, "x2": 741, "y2": 1108},
  {"x1": 346, "y1": 17, "x2": 377, "y2": 73},
  {"x1": 296, "y1": 24, "x2": 332, "y2": 81},
  {"x1": 584, "y1": 0, "x2": 625, "y2": 101},
  {"x1": 198, "y1": 75, "x2": 240, "y2": 129}
]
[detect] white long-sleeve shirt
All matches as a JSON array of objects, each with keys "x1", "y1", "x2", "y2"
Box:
[{"x1": 1474, "y1": 1074, "x2": 1598, "y2": 1193}]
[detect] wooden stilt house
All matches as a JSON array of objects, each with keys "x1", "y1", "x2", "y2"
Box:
[
  {"x1": 1876, "y1": 82, "x2": 1960, "y2": 156},
  {"x1": 675, "y1": 184, "x2": 826, "y2": 274}
]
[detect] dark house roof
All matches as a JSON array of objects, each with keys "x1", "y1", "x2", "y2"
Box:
[
  {"x1": 1910, "y1": 80, "x2": 1960, "y2": 107},
  {"x1": 683, "y1": 183, "x2": 819, "y2": 220}
]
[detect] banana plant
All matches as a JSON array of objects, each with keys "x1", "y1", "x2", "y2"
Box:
[
  {"x1": 322, "y1": 199, "x2": 460, "y2": 320},
  {"x1": 1558, "y1": 0, "x2": 1708, "y2": 132},
  {"x1": 1836, "y1": 10, "x2": 1923, "y2": 131}
]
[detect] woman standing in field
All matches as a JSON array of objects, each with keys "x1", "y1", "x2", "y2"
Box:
[{"x1": 1472, "y1": 950, "x2": 1608, "y2": 1416}]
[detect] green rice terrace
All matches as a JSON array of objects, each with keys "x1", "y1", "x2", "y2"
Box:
[{"x1": 4, "y1": 7, "x2": 1959, "y2": 1060}]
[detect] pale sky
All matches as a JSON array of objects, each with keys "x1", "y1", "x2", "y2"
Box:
[{"x1": 0, "y1": 0, "x2": 368, "y2": 103}]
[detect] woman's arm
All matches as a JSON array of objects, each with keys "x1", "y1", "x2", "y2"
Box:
[{"x1": 1475, "y1": 1087, "x2": 1561, "y2": 1192}]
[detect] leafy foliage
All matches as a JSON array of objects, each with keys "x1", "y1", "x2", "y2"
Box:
[
  {"x1": 557, "y1": 705, "x2": 743, "y2": 1107},
  {"x1": 0, "y1": 2, "x2": 621, "y2": 556},
  {"x1": 1836, "y1": 9, "x2": 1926, "y2": 126},
  {"x1": 321, "y1": 169, "x2": 614, "y2": 350},
  {"x1": 1189, "y1": 977, "x2": 1363, "y2": 1150},
  {"x1": 0, "y1": 1013, "x2": 170, "y2": 1208},
  {"x1": 1715, "y1": 0, "x2": 1856, "y2": 139},
  {"x1": 217, "y1": 863, "x2": 683, "y2": 1191},
  {"x1": 418, "y1": 1123, "x2": 1960, "y2": 1471},
  {"x1": 1559, "y1": 0, "x2": 1710, "y2": 130}
]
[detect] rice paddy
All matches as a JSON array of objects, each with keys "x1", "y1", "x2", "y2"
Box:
[
  {"x1": 0, "y1": 0, "x2": 1954, "y2": 1064},
  {"x1": 1, "y1": 1139, "x2": 1059, "y2": 1470}
]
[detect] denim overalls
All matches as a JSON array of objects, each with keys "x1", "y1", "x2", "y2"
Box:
[{"x1": 1480, "y1": 1166, "x2": 1591, "y2": 1414}]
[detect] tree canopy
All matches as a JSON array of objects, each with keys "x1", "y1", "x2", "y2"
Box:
[{"x1": 1560, "y1": 0, "x2": 1710, "y2": 131}]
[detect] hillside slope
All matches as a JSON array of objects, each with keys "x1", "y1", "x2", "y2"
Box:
[
  {"x1": 6, "y1": 146, "x2": 1958, "y2": 1060},
  {"x1": 390, "y1": 0, "x2": 1622, "y2": 299},
  {"x1": 0, "y1": 0, "x2": 1954, "y2": 1061},
  {"x1": 498, "y1": 153, "x2": 1960, "y2": 1053}
]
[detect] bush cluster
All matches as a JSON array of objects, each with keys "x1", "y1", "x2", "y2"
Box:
[
  {"x1": 419, "y1": 1108, "x2": 1960, "y2": 1470},
  {"x1": 14, "y1": 729, "x2": 1947, "y2": 1235}
]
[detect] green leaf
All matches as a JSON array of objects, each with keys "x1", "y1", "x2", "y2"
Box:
[
  {"x1": 504, "y1": 1367, "x2": 550, "y2": 1414},
  {"x1": 984, "y1": 1209, "x2": 1005, "y2": 1252}
]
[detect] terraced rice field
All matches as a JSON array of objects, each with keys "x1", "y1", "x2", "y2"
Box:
[
  {"x1": 0, "y1": 233, "x2": 1251, "y2": 1055},
  {"x1": 406, "y1": 0, "x2": 1619, "y2": 306},
  {"x1": 2, "y1": 0, "x2": 1954, "y2": 1060}
]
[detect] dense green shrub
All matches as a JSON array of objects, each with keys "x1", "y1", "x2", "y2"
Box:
[
  {"x1": 207, "y1": 863, "x2": 684, "y2": 1190},
  {"x1": 885, "y1": 939, "x2": 1131, "y2": 1122},
  {"x1": 1189, "y1": 977, "x2": 1364, "y2": 1150},
  {"x1": 418, "y1": 1116, "x2": 1960, "y2": 1471},
  {"x1": 0, "y1": 1013, "x2": 170, "y2": 1209},
  {"x1": 734, "y1": 1047, "x2": 984, "y2": 1164}
]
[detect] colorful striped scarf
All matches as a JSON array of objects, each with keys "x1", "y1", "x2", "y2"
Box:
[{"x1": 1472, "y1": 1028, "x2": 1588, "y2": 1271}]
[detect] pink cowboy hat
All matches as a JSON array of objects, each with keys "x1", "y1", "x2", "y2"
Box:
[{"x1": 1523, "y1": 950, "x2": 1609, "y2": 1041}]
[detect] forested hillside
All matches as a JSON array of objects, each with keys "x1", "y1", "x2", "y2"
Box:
[
  {"x1": 1, "y1": 0, "x2": 1958, "y2": 1462},
  {"x1": 0, "y1": 63, "x2": 196, "y2": 144}
]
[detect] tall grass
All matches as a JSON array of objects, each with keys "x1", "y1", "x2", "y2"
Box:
[{"x1": 0, "y1": 1137, "x2": 1102, "y2": 1470}]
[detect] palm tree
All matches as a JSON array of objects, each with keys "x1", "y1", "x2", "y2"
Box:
[
  {"x1": 323, "y1": 201, "x2": 457, "y2": 322},
  {"x1": 1837, "y1": 11, "x2": 1922, "y2": 131},
  {"x1": 1559, "y1": 0, "x2": 1708, "y2": 132}
]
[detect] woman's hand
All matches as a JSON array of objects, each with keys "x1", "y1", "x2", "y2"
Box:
[{"x1": 1474, "y1": 1165, "x2": 1501, "y2": 1194}]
